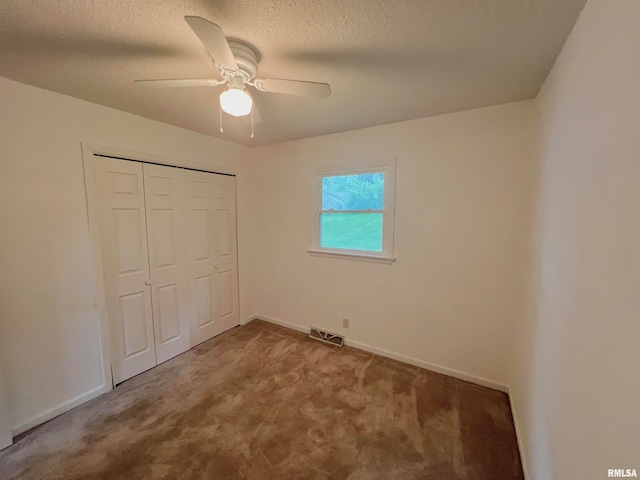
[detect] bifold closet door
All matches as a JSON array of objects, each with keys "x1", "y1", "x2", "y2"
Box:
[
  {"x1": 95, "y1": 158, "x2": 156, "y2": 384},
  {"x1": 142, "y1": 163, "x2": 191, "y2": 364},
  {"x1": 95, "y1": 158, "x2": 239, "y2": 383},
  {"x1": 184, "y1": 171, "x2": 240, "y2": 345}
]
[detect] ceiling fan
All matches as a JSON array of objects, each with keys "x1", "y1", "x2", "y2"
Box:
[{"x1": 135, "y1": 16, "x2": 331, "y2": 136}]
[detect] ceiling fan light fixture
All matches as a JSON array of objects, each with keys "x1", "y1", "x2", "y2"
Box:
[{"x1": 220, "y1": 86, "x2": 252, "y2": 117}]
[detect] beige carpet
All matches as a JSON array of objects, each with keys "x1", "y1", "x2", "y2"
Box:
[{"x1": 0, "y1": 320, "x2": 523, "y2": 479}]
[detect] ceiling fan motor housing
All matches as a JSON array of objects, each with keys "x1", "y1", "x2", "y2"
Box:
[{"x1": 217, "y1": 41, "x2": 258, "y2": 82}]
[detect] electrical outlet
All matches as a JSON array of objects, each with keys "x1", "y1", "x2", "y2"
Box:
[{"x1": 342, "y1": 318, "x2": 350, "y2": 329}]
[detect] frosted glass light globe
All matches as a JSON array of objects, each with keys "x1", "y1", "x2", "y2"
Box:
[{"x1": 220, "y1": 87, "x2": 253, "y2": 117}]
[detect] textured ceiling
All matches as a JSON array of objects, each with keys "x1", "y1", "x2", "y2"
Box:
[{"x1": 0, "y1": 0, "x2": 585, "y2": 146}]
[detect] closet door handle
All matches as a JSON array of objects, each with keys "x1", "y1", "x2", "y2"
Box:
[{"x1": 145, "y1": 279, "x2": 152, "y2": 285}]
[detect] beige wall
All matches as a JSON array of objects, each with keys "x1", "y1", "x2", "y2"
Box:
[
  {"x1": 0, "y1": 78, "x2": 252, "y2": 433},
  {"x1": 510, "y1": 1, "x2": 640, "y2": 478},
  {"x1": 249, "y1": 100, "x2": 536, "y2": 387}
]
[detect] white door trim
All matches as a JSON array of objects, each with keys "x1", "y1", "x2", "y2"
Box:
[
  {"x1": 0, "y1": 355, "x2": 13, "y2": 450},
  {"x1": 81, "y1": 142, "x2": 237, "y2": 388}
]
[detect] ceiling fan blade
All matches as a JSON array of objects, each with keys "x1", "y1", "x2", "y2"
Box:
[
  {"x1": 135, "y1": 79, "x2": 225, "y2": 88},
  {"x1": 184, "y1": 16, "x2": 238, "y2": 71},
  {"x1": 253, "y1": 78, "x2": 331, "y2": 99}
]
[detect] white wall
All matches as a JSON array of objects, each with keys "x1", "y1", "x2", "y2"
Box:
[
  {"x1": 510, "y1": 1, "x2": 640, "y2": 478},
  {"x1": 249, "y1": 101, "x2": 536, "y2": 387},
  {"x1": 0, "y1": 78, "x2": 252, "y2": 434}
]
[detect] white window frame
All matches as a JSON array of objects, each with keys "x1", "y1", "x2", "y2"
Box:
[{"x1": 308, "y1": 159, "x2": 396, "y2": 264}]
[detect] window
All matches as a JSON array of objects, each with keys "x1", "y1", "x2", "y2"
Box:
[{"x1": 309, "y1": 160, "x2": 396, "y2": 264}]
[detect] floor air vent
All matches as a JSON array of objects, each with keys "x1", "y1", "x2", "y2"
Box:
[{"x1": 309, "y1": 327, "x2": 344, "y2": 347}]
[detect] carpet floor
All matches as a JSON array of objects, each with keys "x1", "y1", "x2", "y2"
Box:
[{"x1": 0, "y1": 320, "x2": 524, "y2": 479}]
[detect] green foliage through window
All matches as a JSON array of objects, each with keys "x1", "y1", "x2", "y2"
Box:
[
  {"x1": 322, "y1": 173, "x2": 384, "y2": 210},
  {"x1": 319, "y1": 171, "x2": 385, "y2": 252},
  {"x1": 320, "y1": 213, "x2": 383, "y2": 252}
]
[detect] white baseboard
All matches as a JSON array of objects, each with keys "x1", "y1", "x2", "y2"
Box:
[
  {"x1": 246, "y1": 314, "x2": 509, "y2": 393},
  {"x1": 345, "y1": 338, "x2": 509, "y2": 393},
  {"x1": 508, "y1": 387, "x2": 530, "y2": 480},
  {"x1": 246, "y1": 314, "x2": 308, "y2": 334},
  {"x1": 11, "y1": 384, "x2": 111, "y2": 437}
]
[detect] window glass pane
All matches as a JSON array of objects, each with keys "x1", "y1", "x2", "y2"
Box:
[
  {"x1": 320, "y1": 213, "x2": 383, "y2": 252},
  {"x1": 322, "y1": 173, "x2": 384, "y2": 210}
]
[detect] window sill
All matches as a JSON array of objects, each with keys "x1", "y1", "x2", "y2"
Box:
[{"x1": 307, "y1": 249, "x2": 396, "y2": 265}]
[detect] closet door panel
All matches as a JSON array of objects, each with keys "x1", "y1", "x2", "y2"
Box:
[
  {"x1": 95, "y1": 158, "x2": 156, "y2": 384},
  {"x1": 195, "y1": 275, "x2": 214, "y2": 328},
  {"x1": 218, "y1": 270, "x2": 234, "y2": 318},
  {"x1": 143, "y1": 164, "x2": 191, "y2": 364},
  {"x1": 184, "y1": 173, "x2": 217, "y2": 345},
  {"x1": 120, "y1": 291, "x2": 152, "y2": 357},
  {"x1": 184, "y1": 172, "x2": 239, "y2": 345},
  {"x1": 212, "y1": 177, "x2": 240, "y2": 330}
]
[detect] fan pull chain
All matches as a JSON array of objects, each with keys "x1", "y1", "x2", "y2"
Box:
[
  {"x1": 250, "y1": 106, "x2": 254, "y2": 139},
  {"x1": 219, "y1": 103, "x2": 224, "y2": 133}
]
